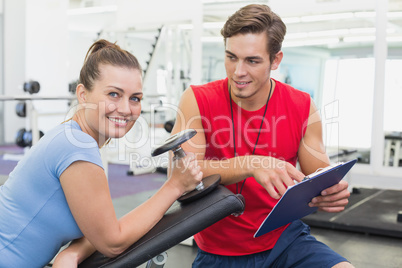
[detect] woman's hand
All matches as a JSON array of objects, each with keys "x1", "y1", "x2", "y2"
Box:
[
  {"x1": 52, "y1": 238, "x2": 95, "y2": 268},
  {"x1": 52, "y1": 250, "x2": 79, "y2": 268},
  {"x1": 167, "y1": 152, "x2": 203, "y2": 195}
]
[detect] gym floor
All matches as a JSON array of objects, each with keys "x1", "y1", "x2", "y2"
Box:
[
  {"x1": 113, "y1": 182, "x2": 402, "y2": 268},
  {"x1": 1, "y1": 150, "x2": 402, "y2": 268}
]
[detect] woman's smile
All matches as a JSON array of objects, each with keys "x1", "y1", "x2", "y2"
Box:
[{"x1": 108, "y1": 116, "x2": 130, "y2": 127}]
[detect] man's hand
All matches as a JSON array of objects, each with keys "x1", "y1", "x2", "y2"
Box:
[
  {"x1": 308, "y1": 180, "x2": 350, "y2": 212},
  {"x1": 252, "y1": 156, "x2": 305, "y2": 199}
]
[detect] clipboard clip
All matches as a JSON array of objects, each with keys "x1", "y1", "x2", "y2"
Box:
[{"x1": 301, "y1": 163, "x2": 344, "y2": 183}]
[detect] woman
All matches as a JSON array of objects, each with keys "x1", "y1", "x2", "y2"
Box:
[{"x1": 0, "y1": 39, "x2": 203, "y2": 267}]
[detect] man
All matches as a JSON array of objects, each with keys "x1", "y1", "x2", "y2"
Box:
[{"x1": 171, "y1": 4, "x2": 353, "y2": 268}]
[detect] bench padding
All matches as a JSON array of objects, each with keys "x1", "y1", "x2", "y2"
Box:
[{"x1": 79, "y1": 185, "x2": 245, "y2": 267}]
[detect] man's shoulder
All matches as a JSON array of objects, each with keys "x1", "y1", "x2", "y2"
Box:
[
  {"x1": 276, "y1": 80, "x2": 309, "y2": 96},
  {"x1": 190, "y1": 78, "x2": 229, "y2": 116},
  {"x1": 275, "y1": 80, "x2": 311, "y2": 104},
  {"x1": 191, "y1": 78, "x2": 227, "y2": 94}
]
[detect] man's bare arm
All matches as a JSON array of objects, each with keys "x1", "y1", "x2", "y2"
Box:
[{"x1": 298, "y1": 99, "x2": 350, "y2": 212}]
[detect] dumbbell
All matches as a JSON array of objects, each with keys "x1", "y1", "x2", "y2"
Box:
[
  {"x1": 15, "y1": 128, "x2": 44, "y2": 147},
  {"x1": 23, "y1": 80, "x2": 40, "y2": 94},
  {"x1": 69, "y1": 80, "x2": 78, "y2": 94},
  {"x1": 151, "y1": 129, "x2": 221, "y2": 203},
  {"x1": 163, "y1": 120, "x2": 175, "y2": 133},
  {"x1": 16, "y1": 102, "x2": 26, "y2": 117}
]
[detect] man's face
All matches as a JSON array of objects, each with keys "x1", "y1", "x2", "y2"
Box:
[{"x1": 224, "y1": 32, "x2": 280, "y2": 105}]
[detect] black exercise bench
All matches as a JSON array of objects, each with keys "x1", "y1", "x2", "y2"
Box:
[{"x1": 79, "y1": 184, "x2": 245, "y2": 267}]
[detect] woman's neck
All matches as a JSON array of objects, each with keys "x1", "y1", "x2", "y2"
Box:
[{"x1": 72, "y1": 112, "x2": 105, "y2": 148}]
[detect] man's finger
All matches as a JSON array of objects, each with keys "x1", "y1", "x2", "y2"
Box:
[{"x1": 321, "y1": 180, "x2": 349, "y2": 196}]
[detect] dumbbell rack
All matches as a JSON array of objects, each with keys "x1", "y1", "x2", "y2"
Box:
[{"x1": 0, "y1": 95, "x2": 75, "y2": 161}]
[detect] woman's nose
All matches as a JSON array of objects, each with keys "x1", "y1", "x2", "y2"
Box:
[{"x1": 117, "y1": 99, "x2": 131, "y2": 115}]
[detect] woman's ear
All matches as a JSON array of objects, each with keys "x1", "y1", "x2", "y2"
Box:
[
  {"x1": 271, "y1": 51, "x2": 283, "y2": 71},
  {"x1": 75, "y1": 84, "x2": 87, "y2": 104}
]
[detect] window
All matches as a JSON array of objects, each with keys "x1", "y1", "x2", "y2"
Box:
[{"x1": 322, "y1": 58, "x2": 375, "y2": 152}]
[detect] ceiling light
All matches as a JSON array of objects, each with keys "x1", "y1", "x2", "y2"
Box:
[
  {"x1": 179, "y1": 22, "x2": 225, "y2": 30},
  {"x1": 286, "y1": 32, "x2": 308, "y2": 39},
  {"x1": 387, "y1": 36, "x2": 402, "y2": 42},
  {"x1": 178, "y1": 24, "x2": 194, "y2": 30},
  {"x1": 67, "y1": 5, "x2": 117, "y2": 16},
  {"x1": 283, "y1": 38, "x2": 339, "y2": 47},
  {"x1": 282, "y1": 17, "x2": 301, "y2": 24},
  {"x1": 354, "y1": 11, "x2": 376, "y2": 18},
  {"x1": 203, "y1": 22, "x2": 225, "y2": 29},
  {"x1": 308, "y1": 29, "x2": 349, "y2": 38},
  {"x1": 301, "y1": 12, "x2": 354, "y2": 22},
  {"x1": 201, "y1": 36, "x2": 223, "y2": 43},
  {"x1": 387, "y1": 11, "x2": 402, "y2": 18},
  {"x1": 283, "y1": 10, "x2": 402, "y2": 24},
  {"x1": 343, "y1": 36, "x2": 376, "y2": 43},
  {"x1": 349, "y1": 28, "x2": 376, "y2": 34}
]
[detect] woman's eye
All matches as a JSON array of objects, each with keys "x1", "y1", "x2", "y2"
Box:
[
  {"x1": 109, "y1": 92, "x2": 119, "y2": 97},
  {"x1": 131, "y1": 96, "x2": 141, "y2": 102}
]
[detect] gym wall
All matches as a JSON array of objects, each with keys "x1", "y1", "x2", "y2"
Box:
[{"x1": 2, "y1": 0, "x2": 70, "y2": 144}]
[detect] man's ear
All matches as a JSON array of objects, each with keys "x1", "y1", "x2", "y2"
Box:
[
  {"x1": 75, "y1": 84, "x2": 87, "y2": 104},
  {"x1": 271, "y1": 51, "x2": 283, "y2": 71}
]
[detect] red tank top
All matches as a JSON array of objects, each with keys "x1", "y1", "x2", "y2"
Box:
[{"x1": 192, "y1": 78, "x2": 310, "y2": 256}]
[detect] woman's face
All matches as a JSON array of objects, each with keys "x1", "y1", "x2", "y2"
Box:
[{"x1": 82, "y1": 64, "x2": 143, "y2": 144}]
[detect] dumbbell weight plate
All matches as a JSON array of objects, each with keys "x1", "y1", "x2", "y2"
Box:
[
  {"x1": 23, "y1": 131, "x2": 33, "y2": 147},
  {"x1": 151, "y1": 129, "x2": 222, "y2": 203},
  {"x1": 151, "y1": 129, "x2": 197, "y2": 157},
  {"x1": 23, "y1": 80, "x2": 40, "y2": 94},
  {"x1": 177, "y1": 174, "x2": 221, "y2": 204},
  {"x1": 16, "y1": 102, "x2": 26, "y2": 117},
  {"x1": 15, "y1": 128, "x2": 27, "y2": 147},
  {"x1": 163, "y1": 120, "x2": 175, "y2": 133}
]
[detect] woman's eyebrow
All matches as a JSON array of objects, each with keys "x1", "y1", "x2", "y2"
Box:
[{"x1": 108, "y1": 86, "x2": 141, "y2": 93}]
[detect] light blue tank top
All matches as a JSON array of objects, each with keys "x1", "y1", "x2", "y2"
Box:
[{"x1": 0, "y1": 120, "x2": 103, "y2": 267}]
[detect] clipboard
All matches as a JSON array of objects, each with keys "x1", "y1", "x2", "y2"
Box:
[{"x1": 254, "y1": 159, "x2": 357, "y2": 238}]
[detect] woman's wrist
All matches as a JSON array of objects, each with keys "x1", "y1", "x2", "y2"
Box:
[
  {"x1": 52, "y1": 248, "x2": 80, "y2": 267},
  {"x1": 162, "y1": 179, "x2": 185, "y2": 200}
]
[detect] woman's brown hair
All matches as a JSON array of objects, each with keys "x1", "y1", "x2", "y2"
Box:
[{"x1": 79, "y1": 39, "x2": 142, "y2": 91}]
